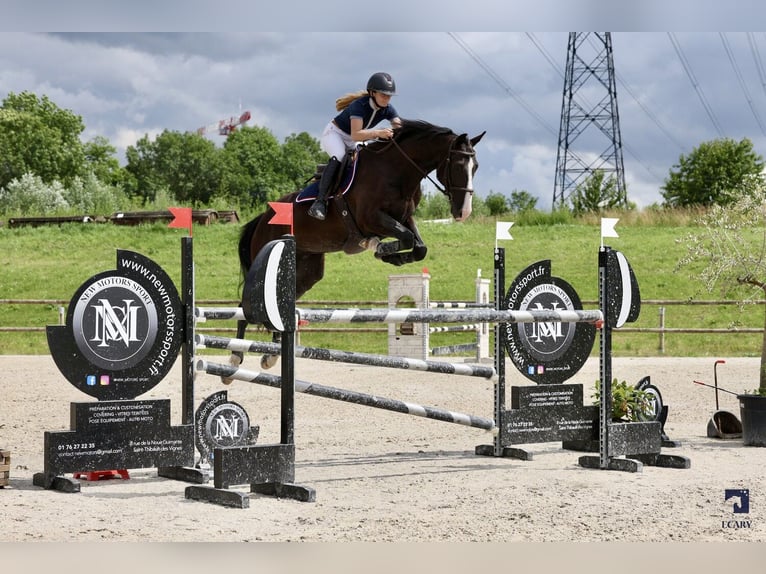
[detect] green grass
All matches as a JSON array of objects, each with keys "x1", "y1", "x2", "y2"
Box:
[{"x1": 1, "y1": 212, "x2": 763, "y2": 357}]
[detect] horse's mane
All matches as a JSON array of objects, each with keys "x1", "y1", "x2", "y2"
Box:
[
  {"x1": 361, "y1": 119, "x2": 454, "y2": 154},
  {"x1": 393, "y1": 119, "x2": 454, "y2": 142}
]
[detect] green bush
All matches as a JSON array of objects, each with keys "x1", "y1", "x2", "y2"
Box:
[
  {"x1": 592, "y1": 379, "x2": 653, "y2": 422},
  {"x1": 0, "y1": 173, "x2": 67, "y2": 215}
]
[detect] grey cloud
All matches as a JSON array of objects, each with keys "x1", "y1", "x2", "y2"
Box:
[{"x1": 4, "y1": 30, "x2": 766, "y2": 210}]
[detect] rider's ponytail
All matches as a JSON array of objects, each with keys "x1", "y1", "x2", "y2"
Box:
[{"x1": 335, "y1": 90, "x2": 368, "y2": 112}]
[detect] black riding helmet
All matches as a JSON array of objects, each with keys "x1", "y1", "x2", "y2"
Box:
[{"x1": 367, "y1": 72, "x2": 396, "y2": 96}]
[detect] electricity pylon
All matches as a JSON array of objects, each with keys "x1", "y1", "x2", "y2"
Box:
[{"x1": 553, "y1": 32, "x2": 627, "y2": 208}]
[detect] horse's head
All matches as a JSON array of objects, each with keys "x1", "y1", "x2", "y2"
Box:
[{"x1": 436, "y1": 131, "x2": 485, "y2": 222}]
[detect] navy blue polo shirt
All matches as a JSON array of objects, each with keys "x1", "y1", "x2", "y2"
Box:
[{"x1": 333, "y1": 95, "x2": 399, "y2": 134}]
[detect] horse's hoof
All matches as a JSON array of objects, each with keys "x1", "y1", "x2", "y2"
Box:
[
  {"x1": 261, "y1": 354, "x2": 279, "y2": 370},
  {"x1": 221, "y1": 353, "x2": 242, "y2": 384}
]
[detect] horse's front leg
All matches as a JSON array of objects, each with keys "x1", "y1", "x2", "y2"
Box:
[
  {"x1": 404, "y1": 216, "x2": 427, "y2": 261},
  {"x1": 373, "y1": 216, "x2": 414, "y2": 262},
  {"x1": 376, "y1": 216, "x2": 428, "y2": 266}
]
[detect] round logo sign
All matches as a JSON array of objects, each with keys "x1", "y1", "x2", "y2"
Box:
[
  {"x1": 195, "y1": 391, "x2": 254, "y2": 465},
  {"x1": 71, "y1": 276, "x2": 159, "y2": 370},
  {"x1": 505, "y1": 260, "x2": 595, "y2": 384},
  {"x1": 47, "y1": 250, "x2": 183, "y2": 400}
]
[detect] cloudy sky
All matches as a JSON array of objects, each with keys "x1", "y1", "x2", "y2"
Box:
[{"x1": 4, "y1": 2, "x2": 766, "y2": 210}]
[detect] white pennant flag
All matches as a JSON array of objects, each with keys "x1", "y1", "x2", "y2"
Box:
[
  {"x1": 496, "y1": 221, "x2": 514, "y2": 241},
  {"x1": 601, "y1": 218, "x2": 619, "y2": 238}
]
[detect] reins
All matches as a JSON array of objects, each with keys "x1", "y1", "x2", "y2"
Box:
[
  {"x1": 388, "y1": 137, "x2": 446, "y2": 193},
  {"x1": 372, "y1": 135, "x2": 475, "y2": 197}
]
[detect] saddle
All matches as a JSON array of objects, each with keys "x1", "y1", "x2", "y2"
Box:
[
  {"x1": 298, "y1": 150, "x2": 357, "y2": 203},
  {"x1": 314, "y1": 149, "x2": 355, "y2": 196},
  {"x1": 296, "y1": 149, "x2": 371, "y2": 254}
]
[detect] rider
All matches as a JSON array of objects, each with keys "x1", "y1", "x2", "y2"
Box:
[{"x1": 307, "y1": 72, "x2": 402, "y2": 220}]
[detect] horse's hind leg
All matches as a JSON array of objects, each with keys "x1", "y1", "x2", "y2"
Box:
[
  {"x1": 261, "y1": 331, "x2": 282, "y2": 369},
  {"x1": 259, "y1": 251, "x2": 325, "y2": 370},
  {"x1": 222, "y1": 318, "x2": 248, "y2": 385}
]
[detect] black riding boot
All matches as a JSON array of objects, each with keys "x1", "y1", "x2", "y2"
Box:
[{"x1": 308, "y1": 156, "x2": 341, "y2": 220}]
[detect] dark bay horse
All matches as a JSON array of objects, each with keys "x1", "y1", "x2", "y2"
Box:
[{"x1": 230, "y1": 119, "x2": 485, "y2": 372}]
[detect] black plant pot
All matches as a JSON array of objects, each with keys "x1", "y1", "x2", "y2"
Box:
[{"x1": 738, "y1": 394, "x2": 766, "y2": 447}]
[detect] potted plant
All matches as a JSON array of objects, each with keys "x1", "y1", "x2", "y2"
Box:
[
  {"x1": 593, "y1": 378, "x2": 654, "y2": 422},
  {"x1": 561, "y1": 379, "x2": 656, "y2": 454},
  {"x1": 677, "y1": 183, "x2": 766, "y2": 446}
]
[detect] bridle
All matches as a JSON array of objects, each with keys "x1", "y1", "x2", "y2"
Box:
[{"x1": 387, "y1": 135, "x2": 476, "y2": 199}]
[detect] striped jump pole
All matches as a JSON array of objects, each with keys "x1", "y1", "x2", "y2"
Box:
[
  {"x1": 431, "y1": 343, "x2": 478, "y2": 356},
  {"x1": 429, "y1": 302, "x2": 492, "y2": 309},
  {"x1": 195, "y1": 307, "x2": 603, "y2": 325},
  {"x1": 297, "y1": 308, "x2": 603, "y2": 324},
  {"x1": 429, "y1": 324, "x2": 483, "y2": 333},
  {"x1": 196, "y1": 359, "x2": 497, "y2": 432},
  {"x1": 196, "y1": 334, "x2": 496, "y2": 379},
  {"x1": 195, "y1": 307, "x2": 246, "y2": 322}
]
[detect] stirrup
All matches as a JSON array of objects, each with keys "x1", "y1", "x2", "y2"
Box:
[{"x1": 308, "y1": 200, "x2": 326, "y2": 220}]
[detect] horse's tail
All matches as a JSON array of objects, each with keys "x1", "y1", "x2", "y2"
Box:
[{"x1": 238, "y1": 213, "x2": 263, "y2": 279}]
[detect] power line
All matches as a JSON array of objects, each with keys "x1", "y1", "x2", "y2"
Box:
[
  {"x1": 747, "y1": 32, "x2": 766, "y2": 100},
  {"x1": 584, "y1": 34, "x2": 674, "y2": 184},
  {"x1": 720, "y1": 32, "x2": 766, "y2": 137},
  {"x1": 447, "y1": 32, "x2": 558, "y2": 138},
  {"x1": 525, "y1": 32, "x2": 564, "y2": 77},
  {"x1": 609, "y1": 71, "x2": 687, "y2": 152},
  {"x1": 667, "y1": 32, "x2": 725, "y2": 137}
]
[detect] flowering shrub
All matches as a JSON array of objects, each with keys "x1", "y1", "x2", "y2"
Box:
[
  {"x1": 0, "y1": 172, "x2": 67, "y2": 214},
  {"x1": 676, "y1": 180, "x2": 766, "y2": 394}
]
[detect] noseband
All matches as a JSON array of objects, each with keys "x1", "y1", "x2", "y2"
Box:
[{"x1": 389, "y1": 135, "x2": 476, "y2": 199}]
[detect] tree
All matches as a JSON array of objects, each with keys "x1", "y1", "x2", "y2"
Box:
[
  {"x1": 124, "y1": 130, "x2": 223, "y2": 205},
  {"x1": 414, "y1": 190, "x2": 450, "y2": 219},
  {"x1": 484, "y1": 191, "x2": 508, "y2": 215},
  {"x1": 280, "y1": 132, "x2": 327, "y2": 190},
  {"x1": 569, "y1": 170, "x2": 629, "y2": 214},
  {"x1": 508, "y1": 190, "x2": 538, "y2": 213},
  {"x1": 124, "y1": 134, "x2": 162, "y2": 202},
  {"x1": 83, "y1": 135, "x2": 126, "y2": 187},
  {"x1": 221, "y1": 126, "x2": 294, "y2": 206},
  {"x1": 0, "y1": 91, "x2": 86, "y2": 190},
  {"x1": 661, "y1": 137, "x2": 765, "y2": 207},
  {"x1": 677, "y1": 177, "x2": 766, "y2": 394}
]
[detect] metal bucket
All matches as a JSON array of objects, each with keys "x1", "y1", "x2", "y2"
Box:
[
  {"x1": 706, "y1": 410, "x2": 743, "y2": 439},
  {"x1": 698, "y1": 360, "x2": 743, "y2": 440}
]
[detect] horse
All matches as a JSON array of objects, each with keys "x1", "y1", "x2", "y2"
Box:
[{"x1": 228, "y1": 118, "x2": 485, "y2": 374}]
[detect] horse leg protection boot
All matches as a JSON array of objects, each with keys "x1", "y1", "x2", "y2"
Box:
[{"x1": 308, "y1": 156, "x2": 341, "y2": 220}]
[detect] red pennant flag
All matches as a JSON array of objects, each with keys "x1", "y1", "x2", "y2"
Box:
[
  {"x1": 168, "y1": 207, "x2": 193, "y2": 236},
  {"x1": 268, "y1": 202, "x2": 294, "y2": 235}
]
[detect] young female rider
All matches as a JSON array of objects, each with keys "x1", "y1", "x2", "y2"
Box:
[{"x1": 308, "y1": 72, "x2": 402, "y2": 220}]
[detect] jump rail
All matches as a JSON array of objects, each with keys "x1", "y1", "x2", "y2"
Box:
[
  {"x1": 429, "y1": 324, "x2": 483, "y2": 333},
  {"x1": 197, "y1": 359, "x2": 497, "y2": 431},
  {"x1": 196, "y1": 306, "x2": 604, "y2": 325},
  {"x1": 428, "y1": 302, "x2": 492, "y2": 309},
  {"x1": 196, "y1": 334, "x2": 496, "y2": 379}
]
